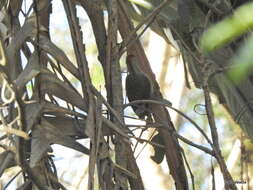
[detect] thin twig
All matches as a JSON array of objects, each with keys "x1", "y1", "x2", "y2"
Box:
[
  {"x1": 133, "y1": 128, "x2": 145, "y2": 153},
  {"x1": 211, "y1": 158, "x2": 216, "y2": 190},
  {"x1": 124, "y1": 99, "x2": 214, "y2": 147},
  {"x1": 119, "y1": 13, "x2": 156, "y2": 56},
  {"x1": 180, "y1": 148, "x2": 195, "y2": 190},
  {"x1": 3, "y1": 170, "x2": 22, "y2": 190},
  {"x1": 135, "y1": 130, "x2": 156, "y2": 160},
  {"x1": 202, "y1": 65, "x2": 237, "y2": 190},
  {"x1": 91, "y1": 86, "x2": 130, "y2": 134},
  {"x1": 119, "y1": 0, "x2": 170, "y2": 55},
  {"x1": 174, "y1": 133, "x2": 214, "y2": 156}
]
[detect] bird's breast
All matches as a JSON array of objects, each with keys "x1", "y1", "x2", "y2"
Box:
[{"x1": 125, "y1": 73, "x2": 151, "y2": 102}]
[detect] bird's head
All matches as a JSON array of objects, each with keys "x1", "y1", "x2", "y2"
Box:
[{"x1": 126, "y1": 54, "x2": 140, "y2": 75}]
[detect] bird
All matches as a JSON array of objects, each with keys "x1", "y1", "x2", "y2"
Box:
[{"x1": 125, "y1": 55, "x2": 152, "y2": 119}]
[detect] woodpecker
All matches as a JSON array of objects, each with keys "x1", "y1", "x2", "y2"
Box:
[{"x1": 125, "y1": 55, "x2": 152, "y2": 119}]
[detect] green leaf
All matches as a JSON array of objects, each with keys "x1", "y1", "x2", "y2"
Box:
[
  {"x1": 228, "y1": 34, "x2": 253, "y2": 83},
  {"x1": 200, "y1": 2, "x2": 253, "y2": 53},
  {"x1": 128, "y1": 0, "x2": 153, "y2": 9}
]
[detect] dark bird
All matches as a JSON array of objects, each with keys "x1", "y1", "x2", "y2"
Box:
[{"x1": 125, "y1": 55, "x2": 152, "y2": 119}]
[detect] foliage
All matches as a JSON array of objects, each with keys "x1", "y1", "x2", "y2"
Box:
[{"x1": 200, "y1": 2, "x2": 253, "y2": 82}]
